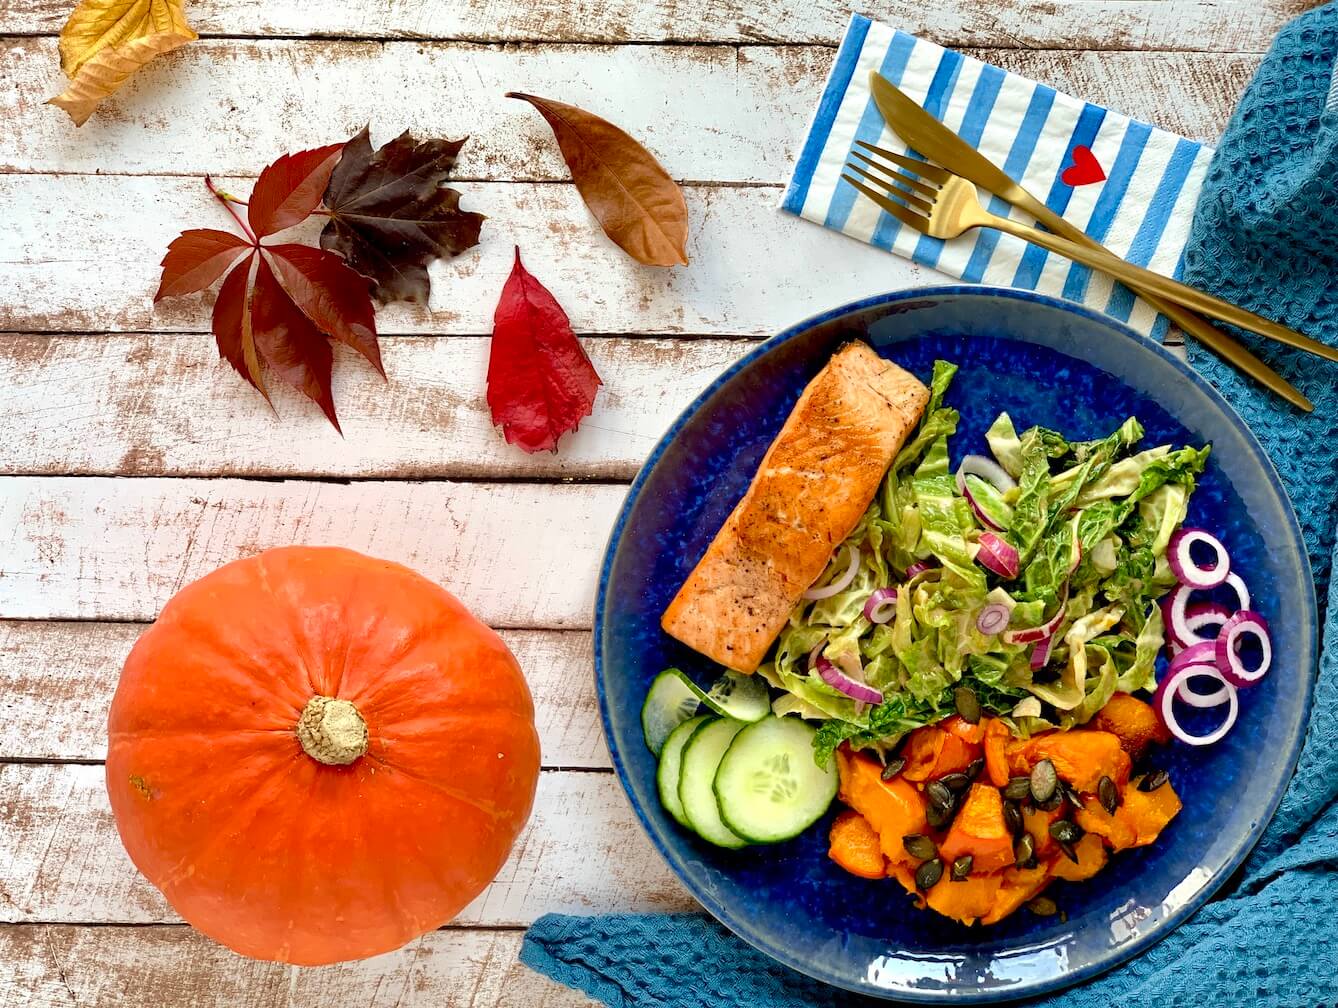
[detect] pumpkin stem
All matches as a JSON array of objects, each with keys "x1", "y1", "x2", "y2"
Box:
[{"x1": 296, "y1": 696, "x2": 368, "y2": 766}]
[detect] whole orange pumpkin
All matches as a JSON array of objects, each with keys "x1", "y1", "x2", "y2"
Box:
[{"x1": 106, "y1": 546, "x2": 541, "y2": 965}]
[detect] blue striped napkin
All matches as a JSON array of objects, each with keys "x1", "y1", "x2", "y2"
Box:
[{"x1": 781, "y1": 14, "x2": 1215, "y2": 340}]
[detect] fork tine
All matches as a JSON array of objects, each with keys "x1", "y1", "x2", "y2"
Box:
[
  {"x1": 849, "y1": 150, "x2": 938, "y2": 199},
  {"x1": 853, "y1": 141, "x2": 952, "y2": 184},
  {"x1": 839, "y1": 175, "x2": 931, "y2": 235},
  {"x1": 844, "y1": 162, "x2": 934, "y2": 215}
]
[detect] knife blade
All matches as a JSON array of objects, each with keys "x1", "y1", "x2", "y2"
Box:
[{"x1": 867, "y1": 71, "x2": 1312, "y2": 412}]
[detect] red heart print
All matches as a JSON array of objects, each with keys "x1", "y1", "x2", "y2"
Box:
[{"x1": 1061, "y1": 145, "x2": 1106, "y2": 187}]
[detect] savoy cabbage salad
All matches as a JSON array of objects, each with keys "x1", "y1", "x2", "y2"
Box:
[{"x1": 759, "y1": 360, "x2": 1212, "y2": 766}]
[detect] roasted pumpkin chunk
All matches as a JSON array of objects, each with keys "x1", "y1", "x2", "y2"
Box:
[
  {"x1": 939, "y1": 783, "x2": 1014, "y2": 873},
  {"x1": 1006, "y1": 729, "x2": 1131, "y2": 793},
  {"x1": 901, "y1": 724, "x2": 980, "y2": 782},
  {"x1": 1050, "y1": 832, "x2": 1107, "y2": 881},
  {"x1": 836, "y1": 748, "x2": 929, "y2": 865},
  {"x1": 924, "y1": 872, "x2": 1003, "y2": 926},
  {"x1": 1091, "y1": 693, "x2": 1171, "y2": 758},
  {"x1": 828, "y1": 810, "x2": 886, "y2": 879},
  {"x1": 980, "y1": 863, "x2": 1051, "y2": 926}
]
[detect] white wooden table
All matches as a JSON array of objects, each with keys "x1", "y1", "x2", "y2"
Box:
[{"x1": 0, "y1": 1, "x2": 1312, "y2": 1004}]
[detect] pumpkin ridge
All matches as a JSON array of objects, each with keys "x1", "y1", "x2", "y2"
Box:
[{"x1": 362, "y1": 750, "x2": 510, "y2": 823}]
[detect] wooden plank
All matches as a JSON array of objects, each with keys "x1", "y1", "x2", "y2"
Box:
[
  {"x1": 0, "y1": 334, "x2": 750, "y2": 479},
  {"x1": 0, "y1": 763, "x2": 693, "y2": 925},
  {"x1": 0, "y1": 477, "x2": 625, "y2": 625},
  {"x1": 0, "y1": 177, "x2": 938, "y2": 337},
  {"x1": 0, "y1": 925, "x2": 596, "y2": 1007},
  {"x1": 0, "y1": 622, "x2": 607, "y2": 767},
  {"x1": 0, "y1": 40, "x2": 1253, "y2": 178},
  {"x1": 0, "y1": 0, "x2": 1311, "y2": 51}
]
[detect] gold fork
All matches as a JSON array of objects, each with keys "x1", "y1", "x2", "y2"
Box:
[{"x1": 843, "y1": 142, "x2": 1338, "y2": 365}]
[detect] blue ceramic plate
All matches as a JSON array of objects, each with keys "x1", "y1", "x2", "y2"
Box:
[{"x1": 594, "y1": 287, "x2": 1316, "y2": 1003}]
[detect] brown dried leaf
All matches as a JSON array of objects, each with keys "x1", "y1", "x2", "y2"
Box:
[{"x1": 508, "y1": 92, "x2": 689, "y2": 267}]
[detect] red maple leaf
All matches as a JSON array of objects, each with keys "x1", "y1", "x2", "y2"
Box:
[
  {"x1": 155, "y1": 143, "x2": 380, "y2": 430},
  {"x1": 487, "y1": 247, "x2": 602, "y2": 453}
]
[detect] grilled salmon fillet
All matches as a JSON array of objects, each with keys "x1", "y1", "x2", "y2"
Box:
[{"x1": 661, "y1": 342, "x2": 930, "y2": 672}]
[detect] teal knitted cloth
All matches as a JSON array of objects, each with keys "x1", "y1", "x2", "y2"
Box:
[{"x1": 523, "y1": 6, "x2": 1338, "y2": 1004}]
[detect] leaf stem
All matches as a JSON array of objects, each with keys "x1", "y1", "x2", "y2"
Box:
[{"x1": 205, "y1": 175, "x2": 257, "y2": 243}]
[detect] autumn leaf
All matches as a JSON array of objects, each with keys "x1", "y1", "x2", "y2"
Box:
[
  {"x1": 155, "y1": 145, "x2": 384, "y2": 431},
  {"x1": 320, "y1": 126, "x2": 486, "y2": 306},
  {"x1": 508, "y1": 93, "x2": 689, "y2": 267},
  {"x1": 50, "y1": 0, "x2": 197, "y2": 127},
  {"x1": 487, "y1": 247, "x2": 601, "y2": 453}
]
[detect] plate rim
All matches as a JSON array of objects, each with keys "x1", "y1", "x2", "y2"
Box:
[{"x1": 592, "y1": 284, "x2": 1317, "y2": 1003}]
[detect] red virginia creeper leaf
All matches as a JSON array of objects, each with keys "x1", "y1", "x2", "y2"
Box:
[
  {"x1": 320, "y1": 126, "x2": 485, "y2": 306},
  {"x1": 487, "y1": 247, "x2": 601, "y2": 453},
  {"x1": 265, "y1": 244, "x2": 383, "y2": 377},
  {"x1": 212, "y1": 250, "x2": 267, "y2": 398},
  {"x1": 247, "y1": 143, "x2": 345, "y2": 238},
  {"x1": 249, "y1": 255, "x2": 340, "y2": 431},
  {"x1": 155, "y1": 228, "x2": 252, "y2": 301}
]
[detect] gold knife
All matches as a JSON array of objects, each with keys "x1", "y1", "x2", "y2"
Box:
[{"x1": 868, "y1": 72, "x2": 1313, "y2": 413}]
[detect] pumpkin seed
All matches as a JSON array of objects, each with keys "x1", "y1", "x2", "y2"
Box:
[
  {"x1": 881, "y1": 756, "x2": 907, "y2": 781},
  {"x1": 1036, "y1": 790, "x2": 1064, "y2": 812},
  {"x1": 1098, "y1": 775, "x2": 1120, "y2": 814},
  {"x1": 1003, "y1": 799, "x2": 1024, "y2": 837},
  {"x1": 926, "y1": 801, "x2": 953, "y2": 829},
  {"x1": 1049, "y1": 819, "x2": 1083, "y2": 845},
  {"x1": 1005, "y1": 776, "x2": 1033, "y2": 801},
  {"x1": 1013, "y1": 833, "x2": 1036, "y2": 868},
  {"x1": 1028, "y1": 896, "x2": 1059, "y2": 917},
  {"x1": 915, "y1": 857, "x2": 944, "y2": 891},
  {"x1": 1062, "y1": 783, "x2": 1086, "y2": 808},
  {"x1": 965, "y1": 757, "x2": 985, "y2": 782},
  {"x1": 1138, "y1": 769, "x2": 1170, "y2": 792},
  {"x1": 1030, "y1": 759, "x2": 1058, "y2": 804},
  {"x1": 939, "y1": 772, "x2": 971, "y2": 792},
  {"x1": 926, "y1": 779, "x2": 954, "y2": 810},
  {"x1": 902, "y1": 834, "x2": 937, "y2": 861},
  {"x1": 954, "y1": 686, "x2": 981, "y2": 725},
  {"x1": 950, "y1": 855, "x2": 973, "y2": 881}
]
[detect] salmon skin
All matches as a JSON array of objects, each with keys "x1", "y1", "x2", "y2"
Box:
[{"x1": 661, "y1": 342, "x2": 929, "y2": 672}]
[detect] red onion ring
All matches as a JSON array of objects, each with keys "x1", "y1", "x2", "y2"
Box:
[
  {"x1": 1167, "y1": 528, "x2": 1230, "y2": 589},
  {"x1": 955, "y1": 454, "x2": 1017, "y2": 493},
  {"x1": 803, "y1": 544, "x2": 860, "y2": 600},
  {"x1": 975, "y1": 532, "x2": 1020, "y2": 579},
  {"x1": 1164, "y1": 576, "x2": 1250, "y2": 647},
  {"x1": 862, "y1": 587, "x2": 898, "y2": 624},
  {"x1": 1154, "y1": 663, "x2": 1238, "y2": 746},
  {"x1": 961, "y1": 479, "x2": 1006, "y2": 532},
  {"x1": 1003, "y1": 596, "x2": 1066, "y2": 645},
  {"x1": 1215, "y1": 610, "x2": 1272, "y2": 687},
  {"x1": 1029, "y1": 634, "x2": 1054, "y2": 671},
  {"x1": 815, "y1": 655, "x2": 884, "y2": 705},
  {"x1": 1173, "y1": 663, "x2": 1233, "y2": 708},
  {"x1": 976, "y1": 602, "x2": 1011, "y2": 635},
  {"x1": 1167, "y1": 640, "x2": 1217, "y2": 676},
  {"x1": 904, "y1": 561, "x2": 931, "y2": 579}
]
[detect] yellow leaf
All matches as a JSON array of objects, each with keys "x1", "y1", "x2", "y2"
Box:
[{"x1": 50, "y1": 0, "x2": 197, "y2": 127}]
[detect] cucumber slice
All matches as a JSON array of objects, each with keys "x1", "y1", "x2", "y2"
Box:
[
  {"x1": 963, "y1": 474, "x2": 1014, "y2": 531},
  {"x1": 701, "y1": 669, "x2": 770, "y2": 722},
  {"x1": 714, "y1": 716, "x2": 838, "y2": 844},
  {"x1": 641, "y1": 670, "x2": 702, "y2": 755},
  {"x1": 678, "y1": 718, "x2": 749, "y2": 848},
  {"x1": 656, "y1": 714, "x2": 710, "y2": 828},
  {"x1": 642, "y1": 668, "x2": 769, "y2": 755}
]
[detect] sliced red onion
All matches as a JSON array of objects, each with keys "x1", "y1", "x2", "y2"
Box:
[
  {"x1": 976, "y1": 602, "x2": 1011, "y2": 635},
  {"x1": 1164, "y1": 577, "x2": 1250, "y2": 648},
  {"x1": 904, "y1": 561, "x2": 931, "y2": 579},
  {"x1": 1184, "y1": 602, "x2": 1232, "y2": 642},
  {"x1": 862, "y1": 587, "x2": 898, "y2": 624},
  {"x1": 961, "y1": 479, "x2": 1006, "y2": 532},
  {"x1": 1029, "y1": 634, "x2": 1054, "y2": 671},
  {"x1": 815, "y1": 655, "x2": 884, "y2": 705},
  {"x1": 1173, "y1": 664, "x2": 1232, "y2": 708},
  {"x1": 955, "y1": 454, "x2": 1017, "y2": 493},
  {"x1": 1167, "y1": 640, "x2": 1217, "y2": 677},
  {"x1": 803, "y1": 544, "x2": 860, "y2": 600},
  {"x1": 1168, "y1": 528, "x2": 1230, "y2": 589},
  {"x1": 1154, "y1": 663, "x2": 1238, "y2": 746},
  {"x1": 1215, "y1": 610, "x2": 1272, "y2": 688},
  {"x1": 1002, "y1": 598, "x2": 1066, "y2": 645},
  {"x1": 975, "y1": 532, "x2": 1019, "y2": 579}
]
